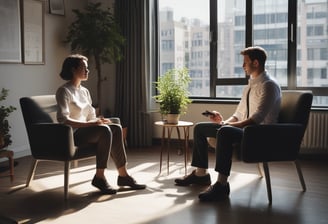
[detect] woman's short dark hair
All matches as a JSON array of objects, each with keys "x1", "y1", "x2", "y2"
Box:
[
  {"x1": 59, "y1": 54, "x2": 88, "y2": 80},
  {"x1": 240, "y1": 46, "x2": 267, "y2": 68}
]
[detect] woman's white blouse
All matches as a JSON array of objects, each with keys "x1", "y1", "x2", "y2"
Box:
[{"x1": 56, "y1": 82, "x2": 97, "y2": 123}]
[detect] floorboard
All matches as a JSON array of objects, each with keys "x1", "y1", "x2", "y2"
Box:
[{"x1": 0, "y1": 146, "x2": 327, "y2": 224}]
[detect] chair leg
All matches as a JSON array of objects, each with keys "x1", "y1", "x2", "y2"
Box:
[
  {"x1": 262, "y1": 162, "x2": 272, "y2": 204},
  {"x1": 26, "y1": 159, "x2": 38, "y2": 187},
  {"x1": 257, "y1": 163, "x2": 264, "y2": 177},
  {"x1": 294, "y1": 160, "x2": 306, "y2": 192},
  {"x1": 73, "y1": 160, "x2": 78, "y2": 168},
  {"x1": 64, "y1": 161, "x2": 71, "y2": 201}
]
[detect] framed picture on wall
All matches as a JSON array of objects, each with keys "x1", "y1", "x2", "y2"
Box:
[
  {"x1": 0, "y1": 0, "x2": 22, "y2": 63},
  {"x1": 23, "y1": 0, "x2": 45, "y2": 64},
  {"x1": 49, "y1": 0, "x2": 65, "y2": 16}
]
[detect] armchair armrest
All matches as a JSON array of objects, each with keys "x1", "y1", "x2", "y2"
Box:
[
  {"x1": 241, "y1": 123, "x2": 304, "y2": 163},
  {"x1": 29, "y1": 123, "x2": 77, "y2": 160}
]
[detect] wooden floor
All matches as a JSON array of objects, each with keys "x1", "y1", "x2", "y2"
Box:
[{"x1": 0, "y1": 145, "x2": 327, "y2": 224}]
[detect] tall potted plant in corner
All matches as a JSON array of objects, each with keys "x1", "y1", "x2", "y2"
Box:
[
  {"x1": 66, "y1": 2, "x2": 125, "y2": 114},
  {"x1": 154, "y1": 67, "x2": 192, "y2": 124},
  {"x1": 0, "y1": 88, "x2": 16, "y2": 149}
]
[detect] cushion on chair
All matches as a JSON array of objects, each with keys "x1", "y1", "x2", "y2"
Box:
[{"x1": 241, "y1": 124, "x2": 304, "y2": 162}]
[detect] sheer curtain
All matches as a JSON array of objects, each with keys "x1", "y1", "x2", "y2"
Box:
[{"x1": 114, "y1": 0, "x2": 157, "y2": 147}]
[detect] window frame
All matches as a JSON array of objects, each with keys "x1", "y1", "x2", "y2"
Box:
[{"x1": 156, "y1": 0, "x2": 328, "y2": 106}]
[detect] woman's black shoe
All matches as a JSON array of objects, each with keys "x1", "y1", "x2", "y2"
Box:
[{"x1": 92, "y1": 175, "x2": 117, "y2": 194}]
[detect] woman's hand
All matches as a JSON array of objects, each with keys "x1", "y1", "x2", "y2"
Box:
[{"x1": 96, "y1": 116, "x2": 112, "y2": 125}]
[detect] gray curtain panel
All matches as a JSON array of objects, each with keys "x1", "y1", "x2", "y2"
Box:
[{"x1": 114, "y1": 0, "x2": 155, "y2": 147}]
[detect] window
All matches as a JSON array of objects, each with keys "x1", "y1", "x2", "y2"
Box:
[
  {"x1": 158, "y1": 0, "x2": 210, "y2": 97},
  {"x1": 297, "y1": 0, "x2": 328, "y2": 106},
  {"x1": 158, "y1": 0, "x2": 328, "y2": 107}
]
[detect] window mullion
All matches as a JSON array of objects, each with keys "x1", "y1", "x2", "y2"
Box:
[
  {"x1": 216, "y1": 78, "x2": 248, "y2": 86},
  {"x1": 210, "y1": 0, "x2": 217, "y2": 97},
  {"x1": 246, "y1": 0, "x2": 253, "y2": 47},
  {"x1": 288, "y1": 0, "x2": 297, "y2": 89}
]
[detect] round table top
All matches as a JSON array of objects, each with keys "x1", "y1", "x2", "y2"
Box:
[{"x1": 155, "y1": 120, "x2": 194, "y2": 127}]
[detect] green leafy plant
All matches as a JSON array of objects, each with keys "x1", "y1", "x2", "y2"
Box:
[
  {"x1": 0, "y1": 88, "x2": 16, "y2": 148},
  {"x1": 154, "y1": 67, "x2": 192, "y2": 115},
  {"x1": 66, "y1": 2, "x2": 125, "y2": 113}
]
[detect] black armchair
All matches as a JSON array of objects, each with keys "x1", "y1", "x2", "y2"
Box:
[
  {"x1": 240, "y1": 90, "x2": 313, "y2": 204},
  {"x1": 20, "y1": 95, "x2": 97, "y2": 200}
]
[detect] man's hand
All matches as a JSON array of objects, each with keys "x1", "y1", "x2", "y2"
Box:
[
  {"x1": 209, "y1": 111, "x2": 224, "y2": 124},
  {"x1": 227, "y1": 118, "x2": 255, "y2": 128}
]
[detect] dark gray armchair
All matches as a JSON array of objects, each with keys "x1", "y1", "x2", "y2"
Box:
[
  {"x1": 240, "y1": 90, "x2": 313, "y2": 204},
  {"x1": 20, "y1": 95, "x2": 97, "y2": 200}
]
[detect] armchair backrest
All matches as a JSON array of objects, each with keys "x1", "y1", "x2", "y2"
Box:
[
  {"x1": 20, "y1": 95, "x2": 57, "y2": 135},
  {"x1": 20, "y1": 95, "x2": 81, "y2": 160},
  {"x1": 278, "y1": 90, "x2": 313, "y2": 134}
]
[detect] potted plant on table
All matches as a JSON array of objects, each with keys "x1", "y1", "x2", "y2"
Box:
[
  {"x1": 66, "y1": 2, "x2": 125, "y2": 114},
  {"x1": 0, "y1": 88, "x2": 16, "y2": 149},
  {"x1": 154, "y1": 67, "x2": 192, "y2": 124}
]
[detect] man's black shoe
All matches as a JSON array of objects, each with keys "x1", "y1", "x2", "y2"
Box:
[
  {"x1": 92, "y1": 175, "x2": 117, "y2": 194},
  {"x1": 198, "y1": 182, "x2": 230, "y2": 202},
  {"x1": 175, "y1": 170, "x2": 211, "y2": 186},
  {"x1": 117, "y1": 175, "x2": 146, "y2": 190}
]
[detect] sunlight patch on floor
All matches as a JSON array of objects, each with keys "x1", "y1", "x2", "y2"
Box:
[{"x1": 25, "y1": 163, "x2": 261, "y2": 224}]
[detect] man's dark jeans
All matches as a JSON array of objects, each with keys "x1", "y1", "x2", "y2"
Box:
[{"x1": 191, "y1": 122, "x2": 243, "y2": 176}]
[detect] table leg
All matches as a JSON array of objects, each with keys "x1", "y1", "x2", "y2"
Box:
[
  {"x1": 176, "y1": 127, "x2": 182, "y2": 155},
  {"x1": 167, "y1": 127, "x2": 174, "y2": 174},
  {"x1": 160, "y1": 126, "x2": 173, "y2": 175},
  {"x1": 184, "y1": 127, "x2": 190, "y2": 174},
  {"x1": 159, "y1": 126, "x2": 165, "y2": 174}
]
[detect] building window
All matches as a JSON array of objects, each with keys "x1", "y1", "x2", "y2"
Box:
[{"x1": 321, "y1": 68, "x2": 327, "y2": 79}]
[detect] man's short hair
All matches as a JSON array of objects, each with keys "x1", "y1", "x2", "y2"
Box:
[{"x1": 240, "y1": 46, "x2": 267, "y2": 68}]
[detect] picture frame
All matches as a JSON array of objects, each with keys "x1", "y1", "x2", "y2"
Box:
[
  {"x1": 49, "y1": 0, "x2": 65, "y2": 16},
  {"x1": 0, "y1": 0, "x2": 22, "y2": 63},
  {"x1": 23, "y1": 0, "x2": 45, "y2": 65}
]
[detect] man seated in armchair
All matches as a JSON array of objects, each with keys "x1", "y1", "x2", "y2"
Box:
[{"x1": 174, "y1": 46, "x2": 281, "y2": 202}]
